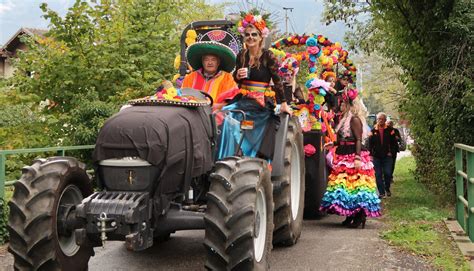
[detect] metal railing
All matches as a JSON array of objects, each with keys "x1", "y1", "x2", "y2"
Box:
[
  {"x1": 455, "y1": 143, "x2": 474, "y2": 241},
  {"x1": 0, "y1": 145, "x2": 94, "y2": 199}
]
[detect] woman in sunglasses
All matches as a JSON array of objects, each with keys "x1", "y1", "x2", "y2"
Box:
[{"x1": 217, "y1": 12, "x2": 291, "y2": 161}]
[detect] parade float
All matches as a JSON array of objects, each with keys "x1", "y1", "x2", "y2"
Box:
[{"x1": 270, "y1": 33, "x2": 358, "y2": 218}]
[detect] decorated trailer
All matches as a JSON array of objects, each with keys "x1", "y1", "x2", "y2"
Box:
[{"x1": 270, "y1": 34, "x2": 358, "y2": 218}]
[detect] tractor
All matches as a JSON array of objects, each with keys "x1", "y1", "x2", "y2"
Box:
[{"x1": 7, "y1": 20, "x2": 305, "y2": 271}]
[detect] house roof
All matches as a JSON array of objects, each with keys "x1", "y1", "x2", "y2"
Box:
[{"x1": 2, "y1": 27, "x2": 48, "y2": 53}]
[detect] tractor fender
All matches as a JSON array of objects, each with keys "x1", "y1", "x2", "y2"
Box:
[{"x1": 272, "y1": 113, "x2": 290, "y2": 177}]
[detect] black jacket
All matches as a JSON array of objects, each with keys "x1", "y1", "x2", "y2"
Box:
[
  {"x1": 369, "y1": 126, "x2": 397, "y2": 158},
  {"x1": 390, "y1": 128, "x2": 401, "y2": 153}
]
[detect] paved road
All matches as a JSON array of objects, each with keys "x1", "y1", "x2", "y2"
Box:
[{"x1": 0, "y1": 215, "x2": 430, "y2": 271}]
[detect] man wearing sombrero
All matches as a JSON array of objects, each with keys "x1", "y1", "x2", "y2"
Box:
[{"x1": 182, "y1": 41, "x2": 239, "y2": 105}]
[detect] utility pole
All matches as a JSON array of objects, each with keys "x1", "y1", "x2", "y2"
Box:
[{"x1": 283, "y1": 7, "x2": 293, "y2": 35}]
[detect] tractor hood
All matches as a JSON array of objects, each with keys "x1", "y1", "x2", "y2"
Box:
[{"x1": 92, "y1": 104, "x2": 214, "y2": 178}]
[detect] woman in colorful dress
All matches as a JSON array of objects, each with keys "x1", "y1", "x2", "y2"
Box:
[
  {"x1": 319, "y1": 88, "x2": 381, "y2": 228},
  {"x1": 218, "y1": 11, "x2": 291, "y2": 160}
]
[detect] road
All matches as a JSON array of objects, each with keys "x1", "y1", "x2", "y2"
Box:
[
  {"x1": 1, "y1": 151, "x2": 427, "y2": 270},
  {"x1": 0, "y1": 215, "x2": 430, "y2": 271}
]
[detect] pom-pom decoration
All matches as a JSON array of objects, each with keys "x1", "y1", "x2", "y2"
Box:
[
  {"x1": 236, "y1": 8, "x2": 272, "y2": 38},
  {"x1": 270, "y1": 33, "x2": 358, "y2": 132}
]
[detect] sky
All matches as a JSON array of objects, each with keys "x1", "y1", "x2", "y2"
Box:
[{"x1": 0, "y1": 0, "x2": 350, "y2": 46}]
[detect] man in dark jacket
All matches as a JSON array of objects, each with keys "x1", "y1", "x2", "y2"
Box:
[{"x1": 369, "y1": 112, "x2": 397, "y2": 198}]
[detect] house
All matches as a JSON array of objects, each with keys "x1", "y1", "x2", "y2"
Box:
[{"x1": 0, "y1": 27, "x2": 47, "y2": 78}]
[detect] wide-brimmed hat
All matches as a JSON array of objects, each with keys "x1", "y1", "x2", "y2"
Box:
[{"x1": 186, "y1": 41, "x2": 236, "y2": 73}]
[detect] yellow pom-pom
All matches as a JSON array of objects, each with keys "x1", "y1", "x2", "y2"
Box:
[
  {"x1": 334, "y1": 42, "x2": 341, "y2": 48},
  {"x1": 185, "y1": 37, "x2": 196, "y2": 46},
  {"x1": 186, "y1": 30, "x2": 197, "y2": 39},
  {"x1": 312, "y1": 122, "x2": 322, "y2": 130},
  {"x1": 307, "y1": 73, "x2": 318, "y2": 80},
  {"x1": 320, "y1": 56, "x2": 329, "y2": 65},
  {"x1": 172, "y1": 74, "x2": 180, "y2": 82},
  {"x1": 327, "y1": 58, "x2": 334, "y2": 67},
  {"x1": 167, "y1": 87, "x2": 178, "y2": 97},
  {"x1": 174, "y1": 55, "x2": 181, "y2": 70},
  {"x1": 314, "y1": 95, "x2": 325, "y2": 104}
]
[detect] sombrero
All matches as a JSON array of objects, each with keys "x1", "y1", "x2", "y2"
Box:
[{"x1": 186, "y1": 41, "x2": 236, "y2": 73}]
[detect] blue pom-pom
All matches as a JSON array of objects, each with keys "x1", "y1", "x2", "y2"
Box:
[
  {"x1": 313, "y1": 104, "x2": 321, "y2": 110},
  {"x1": 306, "y1": 37, "x2": 317, "y2": 47},
  {"x1": 305, "y1": 79, "x2": 313, "y2": 89},
  {"x1": 319, "y1": 88, "x2": 326, "y2": 96},
  {"x1": 309, "y1": 55, "x2": 317, "y2": 62},
  {"x1": 309, "y1": 67, "x2": 316, "y2": 73}
]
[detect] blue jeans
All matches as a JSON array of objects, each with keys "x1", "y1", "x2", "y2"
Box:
[{"x1": 373, "y1": 156, "x2": 393, "y2": 195}]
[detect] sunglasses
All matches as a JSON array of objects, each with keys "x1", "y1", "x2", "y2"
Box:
[{"x1": 244, "y1": 32, "x2": 259, "y2": 38}]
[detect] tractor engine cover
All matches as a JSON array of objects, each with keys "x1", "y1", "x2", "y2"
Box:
[{"x1": 93, "y1": 105, "x2": 214, "y2": 194}]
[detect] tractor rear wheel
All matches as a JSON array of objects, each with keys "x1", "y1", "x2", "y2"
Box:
[
  {"x1": 7, "y1": 157, "x2": 93, "y2": 271},
  {"x1": 204, "y1": 157, "x2": 274, "y2": 271},
  {"x1": 272, "y1": 117, "x2": 305, "y2": 246}
]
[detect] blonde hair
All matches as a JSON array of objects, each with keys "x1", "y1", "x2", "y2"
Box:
[
  {"x1": 335, "y1": 97, "x2": 369, "y2": 140},
  {"x1": 240, "y1": 24, "x2": 264, "y2": 69}
]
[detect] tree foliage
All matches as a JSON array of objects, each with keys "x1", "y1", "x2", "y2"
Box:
[
  {"x1": 1, "y1": 0, "x2": 224, "y2": 148},
  {"x1": 0, "y1": 0, "x2": 225, "y2": 191},
  {"x1": 354, "y1": 53, "x2": 406, "y2": 118},
  {"x1": 323, "y1": 0, "x2": 473, "y2": 201}
]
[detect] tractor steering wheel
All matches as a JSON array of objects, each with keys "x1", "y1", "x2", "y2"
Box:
[{"x1": 199, "y1": 91, "x2": 214, "y2": 107}]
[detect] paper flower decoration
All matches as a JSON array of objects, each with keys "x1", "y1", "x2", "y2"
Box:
[{"x1": 237, "y1": 9, "x2": 272, "y2": 38}]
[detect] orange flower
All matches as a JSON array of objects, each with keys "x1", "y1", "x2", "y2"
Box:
[
  {"x1": 254, "y1": 20, "x2": 266, "y2": 31},
  {"x1": 245, "y1": 14, "x2": 254, "y2": 22}
]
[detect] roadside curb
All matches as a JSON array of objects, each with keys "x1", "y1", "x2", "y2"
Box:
[{"x1": 444, "y1": 219, "x2": 474, "y2": 270}]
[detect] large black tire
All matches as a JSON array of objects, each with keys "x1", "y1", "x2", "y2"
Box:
[
  {"x1": 204, "y1": 157, "x2": 274, "y2": 271},
  {"x1": 8, "y1": 157, "x2": 94, "y2": 271},
  {"x1": 272, "y1": 117, "x2": 305, "y2": 246}
]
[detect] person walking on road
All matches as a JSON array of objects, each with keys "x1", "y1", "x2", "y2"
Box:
[
  {"x1": 369, "y1": 113, "x2": 397, "y2": 198},
  {"x1": 386, "y1": 120, "x2": 401, "y2": 183},
  {"x1": 320, "y1": 88, "x2": 381, "y2": 228}
]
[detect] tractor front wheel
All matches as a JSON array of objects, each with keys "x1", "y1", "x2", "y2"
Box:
[
  {"x1": 204, "y1": 157, "x2": 274, "y2": 270},
  {"x1": 7, "y1": 157, "x2": 93, "y2": 271}
]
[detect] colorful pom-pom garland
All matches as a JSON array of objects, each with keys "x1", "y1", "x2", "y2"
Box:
[{"x1": 270, "y1": 34, "x2": 357, "y2": 133}]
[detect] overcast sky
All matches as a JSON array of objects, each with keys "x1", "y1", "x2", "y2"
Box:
[{"x1": 0, "y1": 0, "x2": 350, "y2": 46}]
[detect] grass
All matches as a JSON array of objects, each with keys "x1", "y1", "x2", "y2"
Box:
[
  {"x1": 4, "y1": 188, "x2": 13, "y2": 202},
  {"x1": 381, "y1": 156, "x2": 469, "y2": 270}
]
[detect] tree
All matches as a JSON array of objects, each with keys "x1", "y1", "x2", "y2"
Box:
[
  {"x1": 1, "y1": 0, "x2": 225, "y2": 149},
  {"x1": 354, "y1": 52, "x2": 406, "y2": 118},
  {"x1": 323, "y1": 0, "x2": 474, "y2": 201}
]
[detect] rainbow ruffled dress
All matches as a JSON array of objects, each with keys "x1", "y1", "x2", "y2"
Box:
[{"x1": 320, "y1": 142, "x2": 381, "y2": 218}]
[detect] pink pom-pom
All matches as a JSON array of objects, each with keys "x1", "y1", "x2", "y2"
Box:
[
  {"x1": 348, "y1": 89, "x2": 358, "y2": 100},
  {"x1": 304, "y1": 144, "x2": 316, "y2": 156},
  {"x1": 261, "y1": 27, "x2": 270, "y2": 37},
  {"x1": 307, "y1": 46, "x2": 320, "y2": 55}
]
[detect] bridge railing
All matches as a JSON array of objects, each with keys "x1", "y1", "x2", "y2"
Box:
[
  {"x1": 0, "y1": 145, "x2": 95, "y2": 199},
  {"x1": 455, "y1": 143, "x2": 474, "y2": 242}
]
